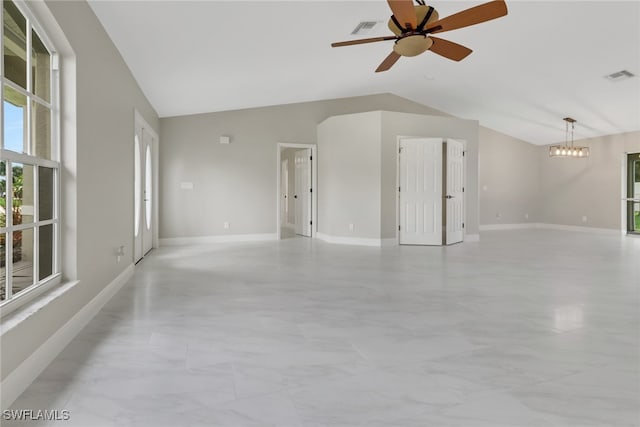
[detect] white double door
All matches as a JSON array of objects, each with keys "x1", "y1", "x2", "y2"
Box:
[
  {"x1": 134, "y1": 123, "x2": 155, "y2": 263},
  {"x1": 294, "y1": 149, "x2": 312, "y2": 237},
  {"x1": 399, "y1": 138, "x2": 464, "y2": 245}
]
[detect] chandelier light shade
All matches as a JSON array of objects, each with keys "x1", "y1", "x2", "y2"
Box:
[{"x1": 549, "y1": 117, "x2": 590, "y2": 158}]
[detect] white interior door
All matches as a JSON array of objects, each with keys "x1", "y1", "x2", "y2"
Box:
[
  {"x1": 399, "y1": 138, "x2": 442, "y2": 245},
  {"x1": 294, "y1": 149, "x2": 312, "y2": 237},
  {"x1": 134, "y1": 128, "x2": 143, "y2": 262},
  {"x1": 445, "y1": 139, "x2": 465, "y2": 245}
]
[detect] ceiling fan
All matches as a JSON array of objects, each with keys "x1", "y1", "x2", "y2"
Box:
[{"x1": 331, "y1": 0, "x2": 508, "y2": 72}]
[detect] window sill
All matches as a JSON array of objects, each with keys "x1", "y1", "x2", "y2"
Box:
[{"x1": 0, "y1": 278, "x2": 79, "y2": 335}]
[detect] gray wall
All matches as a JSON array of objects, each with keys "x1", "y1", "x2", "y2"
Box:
[
  {"x1": 159, "y1": 94, "x2": 444, "y2": 239},
  {"x1": 479, "y1": 126, "x2": 541, "y2": 225},
  {"x1": 1, "y1": 0, "x2": 158, "y2": 381},
  {"x1": 317, "y1": 111, "x2": 479, "y2": 240},
  {"x1": 381, "y1": 111, "x2": 480, "y2": 237},
  {"x1": 317, "y1": 112, "x2": 382, "y2": 239},
  {"x1": 539, "y1": 131, "x2": 640, "y2": 230}
]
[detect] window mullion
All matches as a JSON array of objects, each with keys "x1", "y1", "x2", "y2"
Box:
[
  {"x1": 5, "y1": 161, "x2": 14, "y2": 299},
  {"x1": 33, "y1": 165, "x2": 39, "y2": 283}
]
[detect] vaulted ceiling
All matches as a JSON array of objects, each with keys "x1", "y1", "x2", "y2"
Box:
[{"x1": 87, "y1": 1, "x2": 640, "y2": 145}]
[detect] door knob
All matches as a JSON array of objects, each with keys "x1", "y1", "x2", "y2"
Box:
[
  {"x1": 445, "y1": 195, "x2": 454, "y2": 199},
  {"x1": 294, "y1": 195, "x2": 298, "y2": 199}
]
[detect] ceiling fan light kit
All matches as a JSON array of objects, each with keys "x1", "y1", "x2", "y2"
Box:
[
  {"x1": 331, "y1": 0, "x2": 508, "y2": 72},
  {"x1": 549, "y1": 117, "x2": 590, "y2": 158}
]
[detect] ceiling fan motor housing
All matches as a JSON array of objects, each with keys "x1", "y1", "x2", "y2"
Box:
[{"x1": 387, "y1": 4, "x2": 439, "y2": 35}]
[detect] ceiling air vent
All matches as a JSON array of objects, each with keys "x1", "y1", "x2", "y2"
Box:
[
  {"x1": 605, "y1": 70, "x2": 635, "y2": 82},
  {"x1": 351, "y1": 21, "x2": 379, "y2": 35}
]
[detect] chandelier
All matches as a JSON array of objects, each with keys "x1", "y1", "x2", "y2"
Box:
[{"x1": 549, "y1": 117, "x2": 589, "y2": 158}]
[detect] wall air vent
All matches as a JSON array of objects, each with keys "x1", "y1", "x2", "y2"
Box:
[
  {"x1": 351, "y1": 21, "x2": 379, "y2": 35},
  {"x1": 605, "y1": 70, "x2": 635, "y2": 82}
]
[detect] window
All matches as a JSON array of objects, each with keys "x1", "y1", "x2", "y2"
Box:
[{"x1": 1, "y1": 0, "x2": 59, "y2": 305}]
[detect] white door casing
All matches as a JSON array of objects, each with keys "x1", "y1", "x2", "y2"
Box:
[
  {"x1": 134, "y1": 128, "x2": 143, "y2": 263},
  {"x1": 445, "y1": 139, "x2": 464, "y2": 245},
  {"x1": 142, "y1": 130, "x2": 154, "y2": 255},
  {"x1": 399, "y1": 138, "x2": 443, "y2": 245},
  {"x1": 294, "y1": 149, "x2": 312, "y2": 237},
  {"x1": 281, "y1": 159, "x2": 288, "y2": 225}
]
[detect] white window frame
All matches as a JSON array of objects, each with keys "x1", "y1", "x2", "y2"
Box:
[{"x1": 1, "y1": 0, "x2": 61, "y2": 313}]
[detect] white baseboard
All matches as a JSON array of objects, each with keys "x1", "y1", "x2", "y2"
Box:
[
  {"x1": 160, "y1": 233, "x2": 277, "y2": 246},
  {"x1": 479, "y1": 222, "x2": 620, "y2": 235},
  {"x1": 535, "y1": 223, "x2": 620, "y2": 235},
  {"x1": 0, "y1": 265, "x2": 134, "y2": 409},
  {"x1": 479, "y1": 223, "x2": 539, "y2": 231},
  {"x1": 316, "y1": 233, "x2": 386, "y2": 247}
]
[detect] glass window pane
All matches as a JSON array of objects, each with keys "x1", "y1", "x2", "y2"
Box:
[
  {"x1": 3, "y1": 85, "x2": 27, "y2": 153},
  {"x1": 32, "y1": 101, "x2": 51, "y2": 159},
  {"x1": 12, "y1": 163, "x2": 34, "y2": 225},
  {"x1": 12, "y1": 227, "x2": 34, "y2": 295},
  {"x1": 3, "y1": 0, "x2": 27, "y2": 89},
  {"x1": 0, "y1": 161, "x2": 6, "y2": 228},
  {"x1": 39, "y1": 224, "x2": 53, "y2": 280},
  {"x1": 31, "y1": 29, "x2": 50, "y2": 102},
  {"x1": 38, "y1": 166, "x2": 54, "y2": 221},
  {"x1": 0, "y1": 232, "x2": 6, "y2": 301}
]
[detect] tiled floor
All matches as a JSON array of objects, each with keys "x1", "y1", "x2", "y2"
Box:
[{"x1": 8, "y1": 230, "x2": 640, "y2": 426}]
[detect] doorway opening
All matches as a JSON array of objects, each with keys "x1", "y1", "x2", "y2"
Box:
[
  {"x1": 626, "y1": 152, "x2": 640, "y2": 235},
  {"x1": 134, "y1": 111, "x2": 159, "y2": 263},
  {"x1": 276, "y1": 143, "x2": 317, "y2": 240},
  {"x1": 397, "y1": 137, "x2": 466, "y2": 246}
]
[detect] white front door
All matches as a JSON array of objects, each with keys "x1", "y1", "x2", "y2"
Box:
[
  {"x1": 294, "y1": 149, "x2": 312, "y2": 237},
  {"x1": 445, "y1": 139, "x2": 465, "y2": 245},
  {"x1": 399, "y1": 138, "x2": 443, "y2": 245}
]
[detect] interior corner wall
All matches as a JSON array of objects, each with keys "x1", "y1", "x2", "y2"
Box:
[
  {"x1": 159, "y1": 94, "x2": 443, "y2": 240},
  {"x1": 380, "y1": 111, "x2": 480, "y2": 238},
  {"x1": 1, "y1": 0, "x2": 159, "y2": 385},
  {"x1": 317, "y1": 112, "x2": 382, "y2": 239},
  {"x1": 538, "y1": 131, "x2": 640, "y2": 230},
  {"x1": 478, "y1": 126, "x2": 541, "y2": 226}
]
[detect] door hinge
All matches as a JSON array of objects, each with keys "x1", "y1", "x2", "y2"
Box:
[
  {"x1": 310, "y1": 188, "x2": 312, "y2": 193},
  {"x1": 463, "y1": 151, "x2": 466, "y2": 156},
  {"x1": 399, "y1": 147, "x2": 403, "y2": 154},
  {"x1": 462, "y1": 222, "x2": 465, "y2": 228},
  {"x1": 398, "y1": 225, "x2": 401, "y2": 231},
  {"x1": 310, "y1": 220, "x2": 313, "y2": 225},
  {"x1": 310, "y1": 155, "x2": 313, "y2": 161},
  {"x1": 398, "y1": 186, "x2": 401, "y2": 192},
  {"x1": 462, "y1": 187, "x2": 465, "y2": 192}
]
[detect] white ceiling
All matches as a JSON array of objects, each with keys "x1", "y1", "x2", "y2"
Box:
[{"x1": 87, "y1": 0, "x2": 640, "y2": 145}]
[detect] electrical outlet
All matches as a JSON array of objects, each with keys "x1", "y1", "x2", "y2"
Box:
[
  {"x1": 582, "y1": 216, "x2": 588, "y2": 223},
  {"x1": 349, "y1": 223, "x2": 355, "y2": 231},
  {"x1": 496, "y1": 212, "x2": 501, "y2": 219},
  {"x1": 525, "y1": 213, "x2": 529, "y2": 220},
  {"x1": 224, "y1": 222, "x2": 230, "y2": 229}
]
